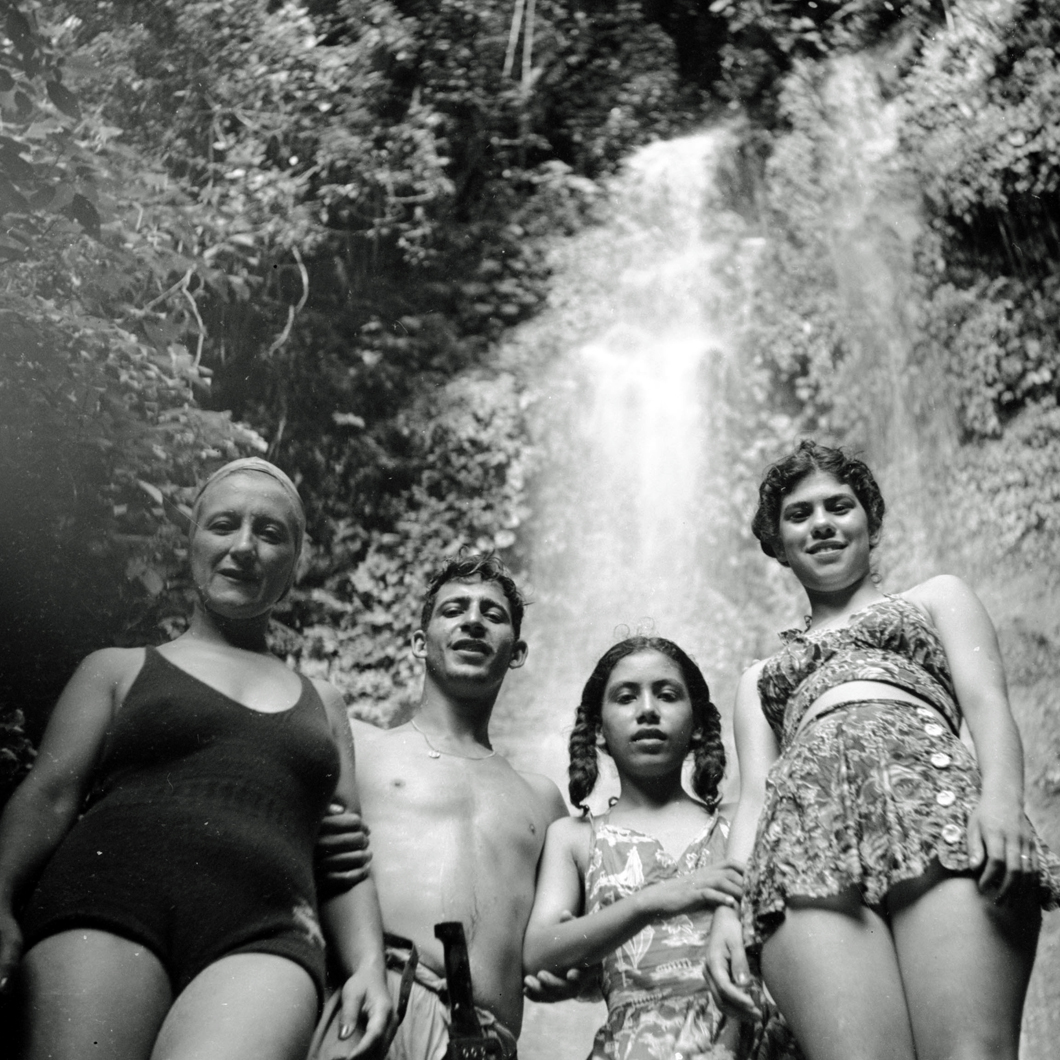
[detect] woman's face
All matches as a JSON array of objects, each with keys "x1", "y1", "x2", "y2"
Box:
[
  {"x1": 599, "y1": 650, "x2": 695, "y2": 779},
  {"x1": 190, "y1": 471, "x2": 301, "y2": 620},
  {"x1": 775, "y1": 469, "x2": 875, "y2": 590}
]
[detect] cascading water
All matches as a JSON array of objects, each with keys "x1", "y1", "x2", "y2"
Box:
[
  {"x1": 492, "y1": 130, "x2": 768, "y2": 1060},
  {"x1": 493, "y1": 131, "x2": 766, "y2": 803}
]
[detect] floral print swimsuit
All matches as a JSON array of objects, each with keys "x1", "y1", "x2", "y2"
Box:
[
  {"x1": 742, "y1": 595, "x2": 1060, "y2": 956},
  {"x1": 586, "y1": 814, "x2": 797, "y2": 1060}
]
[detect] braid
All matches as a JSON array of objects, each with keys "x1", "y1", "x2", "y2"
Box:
[
  {"x1": 689, "y1": 707, "x2": 725, "y2": 812},
  {"x1": 567, "y1": 702, "x2": 601, "y2": 814}
]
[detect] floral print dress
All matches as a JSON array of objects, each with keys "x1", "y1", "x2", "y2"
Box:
[{"x1": 585, "y1": 814, "x2": 798, "y2": 1060}]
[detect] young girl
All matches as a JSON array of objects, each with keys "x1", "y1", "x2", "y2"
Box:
[
  {"x1": 707, "y1": 441, "x2": 1060, "y2": 1060},
  {"x1": 524, "y1": 637, "x2": 795, "y2": 1060}
]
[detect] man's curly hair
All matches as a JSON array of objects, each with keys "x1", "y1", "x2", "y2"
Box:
[
  {"x1": 568, "y1": 637, "x2": 725, "y2": 814},
  {"x1": 419, "y1": 552, "x2": 527, "y2": 638},
  {"x1": 751, "y1": 439, "x2": 886, "y2": 562}
]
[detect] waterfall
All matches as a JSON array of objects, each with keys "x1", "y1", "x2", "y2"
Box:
[{"x1": 494, "y1": 130, "x2": 763, "y2": 815}]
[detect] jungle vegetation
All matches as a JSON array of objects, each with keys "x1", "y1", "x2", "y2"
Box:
[{"x1": 2, "y1": 0, "x2": 1059, "y2": 799}]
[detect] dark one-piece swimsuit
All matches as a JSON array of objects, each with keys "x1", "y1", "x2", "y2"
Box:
[{"x1": 21, "y1": 646, "x2": 340, "y2": 1000}]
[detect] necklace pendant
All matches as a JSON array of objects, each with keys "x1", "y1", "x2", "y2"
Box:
[{"x1": 428, "y1": 749, "x2": 441, "y2": 759}]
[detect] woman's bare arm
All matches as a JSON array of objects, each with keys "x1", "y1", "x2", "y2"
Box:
[
  {"x1": 315, "y1": 680, "x2": 394, "y2": 1056},
  {"x1": 0, "y1": 648, "x2": 131, "y2": 988},
  {"x1": 910, "y1": 575, "x2": 1034, "y2": 898},
  {"x1": 706, "y1": 661, "x2": 778, "y2": 1020}
]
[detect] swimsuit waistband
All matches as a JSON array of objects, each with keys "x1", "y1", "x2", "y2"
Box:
[{"x1": 794, "y1": 697, "x2": 958, "y2": 741}]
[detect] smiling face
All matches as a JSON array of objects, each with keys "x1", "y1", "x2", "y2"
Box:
[
  {"x1": 189, "y1": 471, "x2": 301, "y2": 620},
  {"x1": 776, "y1": 470, "x2": 877, "y2": 591},
  {"x1": 599, "y1": 650, "x2": 695, "y2": 781},
  {"x1": 412, "y1": 575, "x2": 528, "y2": 697}
]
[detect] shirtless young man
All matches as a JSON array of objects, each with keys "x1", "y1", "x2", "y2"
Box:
[{"x1": 347, "y1": 554, "x2": 568, "y2": 1059}]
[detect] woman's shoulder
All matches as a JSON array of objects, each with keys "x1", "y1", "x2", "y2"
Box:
[
  {"x1": 901, "y1": 574, "x2": 977, "y2": 617},
  {"x1": 309, "y1": 675, "x2": 346, "y2": 710},
  {"x1": 735, "y1": 658, "x2": 768, "y2": 703},
  {"x1": 77, "y1": 645, "x2": 148, "y2": 689},
  {"x1": 309, "y1": 677, "x2": 355, "y2": 738},
  {"x1": 740, "y1": 657, "x2": 768, "y2": 683},
  {"x1": 50, "y1": 647, "x2": 147, "y2": 724}
]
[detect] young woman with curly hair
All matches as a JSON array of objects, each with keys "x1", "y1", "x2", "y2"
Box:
[
  {"x1": 707, "y1": 440, "x2": 1060, "y2": 1060},
  {"x1": 525, "y1": 637, "x2": 795, "y2": 1060}
]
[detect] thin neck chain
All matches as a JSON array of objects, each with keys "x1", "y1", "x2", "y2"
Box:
[{"x1": 410, "y1": 718, "x2": 497, "y2": 761}]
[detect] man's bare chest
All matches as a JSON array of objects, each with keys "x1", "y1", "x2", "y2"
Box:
[{"x1": 364, "y1": 758, "x2": 544, "y2": 860}]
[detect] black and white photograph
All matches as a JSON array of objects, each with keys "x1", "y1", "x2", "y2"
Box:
[{"x1": 1, "y1": 3, "x2": 1058, "y2": 1059}]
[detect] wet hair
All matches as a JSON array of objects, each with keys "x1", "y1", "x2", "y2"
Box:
[
  {"x1": 751, "y1": 439, "x2": 885, "y2": 562},
  {"x1": 568, "y1": 637, "x2": 725, "y2": 814},
  {"x1": 419, "y1": 552, "x2": 527, "y2": 639}
]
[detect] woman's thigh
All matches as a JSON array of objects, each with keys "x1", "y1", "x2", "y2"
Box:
[
  {"x1": 19, "y1": 928, "x2": 172, "y2": 1060},
  {"x1": 889, "y1": 871, "x2": 1040, "y2": 1060},
  {"x1": 151, "y1": 952, "x2": 318, "y2": 1060},
  {"x1": 760, "y1": 890, "x2": 915, "y2": 1060}
]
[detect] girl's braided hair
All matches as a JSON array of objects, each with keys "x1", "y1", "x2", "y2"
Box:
[{"x1": 568, "y1": 637, "x2": 725, "y2": 814}]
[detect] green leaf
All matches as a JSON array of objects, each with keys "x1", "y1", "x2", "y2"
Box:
[
  {"x1": 0, "y1": 236, "x2": 26, "y2": 261},
  {"x1": 63, "y1": 192, "x2": 100, "y2": 237},
  {"x1": 0, "y1": 145, "x2": 34, "y2": 184},
  {"x1": 28, "y1": 185, "x2": 54, "y2": 209},
  {"x1": 46, "y1": 80, "x2": 81, "y2": 121},
  {"x1": 0, "y1": 176, "x2": 28, "y2": 214},
  {"x1": 6, "y1": 10, "x2": 33, "y2": 56}
]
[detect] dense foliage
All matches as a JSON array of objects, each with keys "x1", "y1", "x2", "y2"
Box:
[
  {"x1": 1, "y1": 0, "x2": 707, "y2": 752},
  {"x1": 5, "y1": 0, "x2": 1060, "y2": 765}
]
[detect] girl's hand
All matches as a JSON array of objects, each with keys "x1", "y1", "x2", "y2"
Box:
[
  {"x1": 0, "y1": 905, "x2": 22, "y2": 993},
  {"x1": 641, "y1": 860, "x2": 743, "y2": 917},
  {"x1": 705, "y1": 904, "x2": 761, "y2": 1022},
  {"x1": 336, "y1": 963, "x2": 395, "y2": 1059},
  {"x1": 967, "y1": 792, "x2": 1039, "y2": 902}
]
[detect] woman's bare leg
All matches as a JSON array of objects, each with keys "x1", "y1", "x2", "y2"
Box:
[
  {"x1": 150, "y1": 952, "x2": 317, "y2": 1060},
  {"x1": 889, "y1": 869, "x2": 1040, "y2": 1060},
  {"x1": 19, "y1": 929, "x2": 172, "y2": 1060},
  {"x1": 760, "y1": 890, "x2": 915, "y2": 1060}
]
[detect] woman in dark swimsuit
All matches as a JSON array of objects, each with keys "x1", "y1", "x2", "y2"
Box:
[
  {"x1": 706, "y1": 441, "x2": 1059, "y2": 1060},
  {"x1": 0, "y1": 459, "x2": 392, "y2": 1060}
]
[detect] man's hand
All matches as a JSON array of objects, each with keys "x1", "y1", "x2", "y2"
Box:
[
  {"x1": 523, "y1": 965, "x2": 602, "y2": 1003},
  {"x1": 316, "y1": 804, "x2": 372, "y2": 891}
]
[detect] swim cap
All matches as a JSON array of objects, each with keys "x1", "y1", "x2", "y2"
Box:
[{"x1": 191, "y1": 457, "x2": 306, "y2": 551}]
